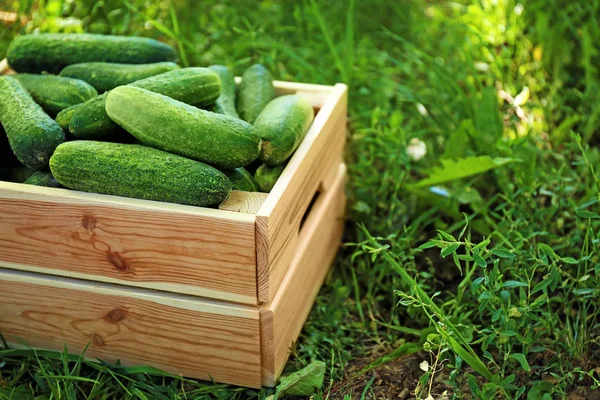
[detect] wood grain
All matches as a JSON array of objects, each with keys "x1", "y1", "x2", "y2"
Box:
[
  {"x1": 260, "y1": 164, "x2": 346, "y2": 386},
  {"x1": 219, "y1": 191, "x2": 269, "y2": 214},
  {"x1": 256, "y1": 84, "x2": 348, "y2": 304},
  {"x1": 0, "y1": 58, "x2": 14, "y2": 75},
  {"x1": 0, "y1": 270, "x2": 262, "y2": 387},
  {"x1": 0, "y1": 184, "x2": 258, "y2": 304}
]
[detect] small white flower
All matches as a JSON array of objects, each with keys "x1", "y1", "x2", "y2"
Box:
[
  {"x1": 419, "y1": 360, "x2": 430, "y2": 372},
  {"x1": 424, "y1": 395, "x2": 435, "y2": 400},
  {"x1": 514, "y1": 3, "x2": 524, "y2": 15},
  {"x1": 475, "y1": 62, "x2": 489, "y2": 71},
  {"x1": 407, "y1": 138, "x2": 427, "y2": 161},
  {"x1": 416, "y1": 103, "x2": 429, "y2": 116},
  {"x1": 514, "y1": 86, "x2": 530, "y2": 106}
]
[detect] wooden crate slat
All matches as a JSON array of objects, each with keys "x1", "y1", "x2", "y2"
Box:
[
  {"x1": 260, "y1": 164, "x2": 346, "y2": 386},
  {"x1": 0, "y1": 270, "x2": 263, "y2": 387},
  {"x1": 219, "y1": 191, "x2": 269, "y2": 214},
  {"x1": 256, "y1": 83, "x2": 348, "y2": 304},
  {"x1": 0, "y1": 185, "x2": 258, "y2": 304}
]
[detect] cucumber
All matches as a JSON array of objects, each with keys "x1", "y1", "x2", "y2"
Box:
[
  {"x1": 106, "y1": 86, "x2": 261, "y2": 169},
  {"x1": 55, "y1": 104, "x2": 82, "y2": 131},
  {"x1": 50, "y1": 141, "x2": 231, "y2": 207},
  {"x1": 224, "y1": 168, "x2": 259, "y2": 192},
  {"x1": 0, "y1": 76, "x2": 65, "y2": 169},
  {"x1": 209, "y1": 65, "x2": 238, "y2": 118},
  {"x1": 7, "y1": 33, "x2": 177, "y2": 74},
  {"x1": 60, "y1": 61, "x2": 180, "y2": 93},
  {"x1": 237, "y1": 64, "x2": 275, "y2": 124},
  {"x1": 14, "y1": 74, "x2": 98, "y2": 117},
  {"x1": 69, "y1": 68, "x2": 221, "y2": 139},
  {"x1": 256, "y1": 95, "x2": 314, "y2": 166},
  {"x1": 254, "y1": 163, "x2": 286, "y2": 193},
  {"x1": 24, "y1": 171, "x2": 63, "y2": 188}
]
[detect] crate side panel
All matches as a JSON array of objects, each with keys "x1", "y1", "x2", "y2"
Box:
[
  {"x1": 260, "y1": 164, "x2": 346, "y2": 386},
  {"x1": 0, "y1": 190, "x2": 258, "y2": 304},
  {"x1": 0, "y1": 270, "x2": 262, "y2": 387},
  {"x1": 256, "y1": 84, "x2": 348, "y2": 303}
]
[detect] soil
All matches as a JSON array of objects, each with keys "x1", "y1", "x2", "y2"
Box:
[{"x1": 328, "y1": 352, "x2": 450, "y2": 400}]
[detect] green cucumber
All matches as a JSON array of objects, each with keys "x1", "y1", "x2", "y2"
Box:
[
  {"x1": 50, "y1": 141, "x2": 231, "y2": 207},
  {"x1": 209, "y1": 65, "x2": 238, "y2": 118},
  {"x1": 24, "y1": 171, "x2": 63, "y2": 188},
  {"x1": 254, "y1": 163, "x2": 286, "y2": 193},
  {"x1": 69, "y1": 68, "x2": 221, "y2": 139},
  {"x1": 224, "y1": 168, "x2": 259, "y2": 192},
  {"x1": 106, "y1": 86, "x2": 261, "y2": 169},
  {"x1": 7, "y1": 33, "x2": 177, "y2": 74},
  {"x1": 0, "y1": 76, "x2": 65, "y2": 169},
  {"x1": 60, "y1": 61, "x2": 180, "y2": 93},
  {"x1": 256, "y1": 95, "x2": 314, "y2": 166},
  {"x1": 237, "y1": 64, "x2": 275, "y2": 124},
  {"x1": 55, "y1": 104, "x2": 82, "y2": 131},
  {"x1": 14, "y1": 74, "x2": 98, "y2": 117}
]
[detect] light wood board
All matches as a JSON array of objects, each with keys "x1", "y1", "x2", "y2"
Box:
[
  {"x1": 0, "y1": 270, "x2": 262, "y2": 387},
  {"x1": 256, "y1": 83, "x2": 348, "y2": 304},
  {"x1": 260, "y1": 164, "x2": 346, "y2": 386},
  {"x1": 0, "y1": 184, "x2": 258, "y2": 304}
]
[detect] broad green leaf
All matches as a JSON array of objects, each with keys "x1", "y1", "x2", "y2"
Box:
[
  {"x1": 441, "y1": 243, "x2": 461, "y2": 257},
  {"x1": 561, "y1": 257, "x2": 579, "y2": 265},
  {"x1": 509, "y1": 353, "x2": 531, "y2": 372},
  {"x1": 532, "y1": 279, "x2": 551, "y2": 294},
  {"x1": 537, "y1": 244, "x2": 558, "y2": 260},
  {"x1": 491, "y1": 249, "x2": 516, "y2": 259},
  {"x1": 268, "y1": 361, "x2": 326, "y2": 399},
  {"x1": 412, "y1": 156, "x2": 520, "y2": 188},
  {"x1": 502, "y1": 280, "x2": 528, "y2": 289},
  {"x1": 576, "y1": 210, "x2": 600, "y2": 219},
  {"x1": 473, "y1": 252, "x2": 487, "y2": 268}
]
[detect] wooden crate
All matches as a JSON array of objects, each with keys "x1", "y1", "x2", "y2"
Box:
[{"x1": 0, "y1": 59, "x2": 347, "y2": 387}]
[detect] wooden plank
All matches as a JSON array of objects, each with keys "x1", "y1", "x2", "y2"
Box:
[
  {"x1": 256, "y1": 84, "x2": 348, "y2": 304},
  {"x1": 219, "y1": 191, "x2": 269, "y2": 214},
  {"x1": 233, "y1": 77, "x2": 332, "y2": 108},
  {"x1": 0, "y1": 270, "x2": 262, "y2": 387},
  {"x1": 0, "y1": 58, "x2": 14, "y2": 75},
  {"x1": 0, "y1": 183, "x2": 258, "y2": 304},
  {"x1": 260, "y1": 164, "x2": 346, "y2": 386}
]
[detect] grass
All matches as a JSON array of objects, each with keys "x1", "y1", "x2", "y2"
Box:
[{"x1": 0, "y1": 0, "x2": 599, "y2": 398}]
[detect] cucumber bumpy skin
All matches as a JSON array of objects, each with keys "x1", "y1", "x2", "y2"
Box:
[
  {"x1": 106, "y1": 86, "x2": 261, "y2": 170},
  {"x1": 50, "y1": 141, "x2": 231, "y2": 207},
  {"x1": 7, "y1": 33, "x2": 177, "y2": 74},
  {"x1": 69, "y1": 67, "x2": 221, "y2": 139},
  {"x1": 254, "y1": 163, "x2": 286, "y2": 193},
  {"x1": 256, "y1": 95, "x2": 315, "y2": 166},
  {"x1": 223, "y1": 168, "x2": 259, "y2": 192},
  {"x1": 55, "y1": 104, "x2": 83, "y2": 131},
  {"x1": 237, "y1": 64, "x2": 275, "y2": 124},
  {"x1": 23, "y1": 171, "x2": 64, "y2": 188},
  {"x1": 209, "y1": 65, "x2": 239, "y2": 118},
  {"x1": 0, "y1": 76, "x2": 65, "y2": 169},
  {"x1": 60, "y1": 61, "x2": 180, "y2": 93},
  {"x1": 14, "y1": 73, "x2": 98, "y2": 117}
]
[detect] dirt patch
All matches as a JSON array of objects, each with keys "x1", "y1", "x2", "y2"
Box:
[{"x1": 328, "y1": 352, "x2": 450, "y2": 400}]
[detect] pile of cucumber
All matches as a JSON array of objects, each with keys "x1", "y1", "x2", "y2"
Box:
[{"x1": 0, "y1": 33, "x2": 315, "y2": 207}]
